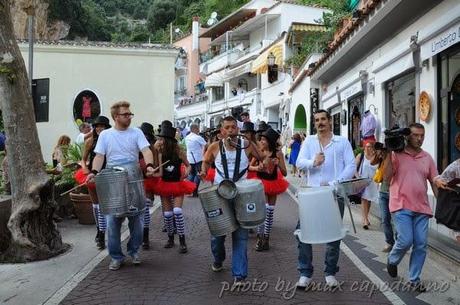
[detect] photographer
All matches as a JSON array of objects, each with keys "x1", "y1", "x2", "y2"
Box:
[{"x1": 382, "y1": 123, "x2": 438, "y2": 292}]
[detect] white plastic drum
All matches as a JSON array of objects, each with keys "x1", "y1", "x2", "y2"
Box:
[{"x1": 295, "y1": 186, "x2": 347, "y2": 244}]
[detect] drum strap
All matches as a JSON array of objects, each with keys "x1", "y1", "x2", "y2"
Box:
[{"x1": 217, "y1": 140, "x2": 247, "y2": 182}]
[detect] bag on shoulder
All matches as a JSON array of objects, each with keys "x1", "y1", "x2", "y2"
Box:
[
  {"x1": 435, "y1": 187, "x2": 460, "y2": 231},
  {"x1": 373, "y1": 166, "x2": 383, "y2": 183}
]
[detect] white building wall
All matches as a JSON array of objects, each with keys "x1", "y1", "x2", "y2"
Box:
[{"x1": 20, "y1": 44, "x2": 177, "y2": 163}]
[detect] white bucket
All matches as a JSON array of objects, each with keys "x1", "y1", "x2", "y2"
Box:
[{"x1": 294, "y1": 186, "x2": 347, "y2": 244}]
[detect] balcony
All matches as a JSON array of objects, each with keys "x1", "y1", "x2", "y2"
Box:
[
  {"x1": 209, "y1": 88, "x2": 260, "y2": 114},
  {"x1": 177, "y1": 93, "x2": 209, "y2": 108}
]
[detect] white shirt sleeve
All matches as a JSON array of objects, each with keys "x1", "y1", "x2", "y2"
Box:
[
  {"x1": 136, "y1": 129, "x2": 150, "y2": 151},
  {"x1": 94, "y1": 131, "x2": 107, "y2": 155},
  {"x1": 336, "y1": 138, "x2": 356, "y2": 182},
  {"x1": 296, "y1": 138, "x2": 315, "y2": 170}
]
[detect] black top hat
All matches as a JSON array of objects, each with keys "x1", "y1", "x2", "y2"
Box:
[
  {"x1": 240, "y1": 121, "x2": 255, "y2": 133},
  {"x1": 256, "y1": 121, "x2": 270, "y2": 133},
  {"x1": 92, "y1": 116, "x2": 111, "y2": 129},
  {"x1": 140, "y1": 122, "x2": 155, "y2": 143},
  {"x1": 260, "y1": 128, "x2": 280, "y2": 144},
  {"x1": 160, "y1": 120, "x2": 173, "y2": 129},
  {"x1": 158, "y1": 125, "x2": 176, "y2": 140}
]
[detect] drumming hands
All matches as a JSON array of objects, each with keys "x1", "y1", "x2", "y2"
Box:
[
  {"x1": 145, "y1": 166, "x2": 156, "y2": 177},
  {"x1": 434, "y1": 177, "x2": 449, "y2": 189},
  {"x1": 313, "y1": 152, "x2": 325, "y2": 167},
  {"x1": 85, "y1": 173, "x2": 95, "y2": 184}
]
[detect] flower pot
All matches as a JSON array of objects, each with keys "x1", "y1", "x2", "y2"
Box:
[{"x1": 69, "y1": 192, "x2": 95, "y2": 225}]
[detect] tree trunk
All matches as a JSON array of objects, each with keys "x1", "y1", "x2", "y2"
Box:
[{"x1": 0, "y1": 1, "x2": 67, "y2": 262}]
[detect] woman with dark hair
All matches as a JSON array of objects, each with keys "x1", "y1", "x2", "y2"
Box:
[
  {"x1": 155, "y1": 123, "x2": 195, "y2": 253},
  {"x1": 74, "y1": 116, "x2": 111, "y2": 249},
  {"x1": 249, "y1": 128, "x2": 289, "y2": 251}
]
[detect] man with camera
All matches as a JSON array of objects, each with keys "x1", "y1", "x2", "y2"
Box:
[{"x1": 382, "y1": 123, "x2": 438, "y2": 292}]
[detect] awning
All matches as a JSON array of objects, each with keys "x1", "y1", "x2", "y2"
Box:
[
  {"x1": 287, "y1": 23, "x2": 328, "y2": 46},
  {"x1": 224, "y1": 62, "x2": 252, "y2": 81},
  {"x1": 204, "y1": 70, "x2": 225, "y2": 88},
  {"x1": 251, "y1": 42, "x2": 284, "y2": 74}
]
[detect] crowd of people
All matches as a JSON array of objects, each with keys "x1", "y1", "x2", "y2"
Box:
[{"x1": 44, "y1": 101, "x2": 459, "y2": 292}]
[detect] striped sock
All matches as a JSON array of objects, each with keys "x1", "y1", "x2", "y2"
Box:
[
  {"x1": 143, "y1": 199, "x2": 152, "y2": 228},
  {"x1": 257, "y1": 224, "x2": 264, "y2": 235},
  {"x1": 264, "y1": 204, "x2": 275, "y2": 236},
  {"x1": 173, "y1": 207, "x2": 186, "y2": 236},
  {"x1": 92, "y1": 204, "x2": 99, "y2": 228},
  {"x1": 163, "y1": 211, "x2": 174, "y2": 235},
  {"x1": 95, "y1": 204, "x2": 106, "y2": 232}
]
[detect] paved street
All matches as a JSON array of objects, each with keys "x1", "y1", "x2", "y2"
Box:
[{"x1": 60, "y1": 193, "x2": 396, "y2": 305}]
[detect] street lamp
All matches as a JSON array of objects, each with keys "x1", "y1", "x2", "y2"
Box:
[{"x1": 267, "y1": 52, "x2": 276, "y2": 66}]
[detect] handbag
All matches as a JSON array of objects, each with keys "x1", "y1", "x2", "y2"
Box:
[
  {"x1": 373, "y1": 166, "x2": 383, "y2": 183},
  {"x1": 435, "y1": 187, "x2": 460, "y2": 231}
]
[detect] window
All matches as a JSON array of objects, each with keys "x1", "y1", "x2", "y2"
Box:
[
  {"x1": 268, "y1": 64, "x2": 278, "y2": 83},
  {"x1": 73, "y1": 90, "x2": 101, "y2": 125},
  {"x1": 386, "y1": 72, "x2": 416, "y2": 129},
  {"x1": 213, "y1": 87, "x2": 224, "y2": 101},
  {"x1": 237, "y1": 78, "x2": 248, "y2": 91}
]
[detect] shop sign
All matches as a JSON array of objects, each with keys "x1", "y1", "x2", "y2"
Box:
[
  {"x1": 340, "y1": 82, "x2": 362, "y2": 101},
  {"x1": 421, "y1": 23, "x2": 460, "y2": 60}
]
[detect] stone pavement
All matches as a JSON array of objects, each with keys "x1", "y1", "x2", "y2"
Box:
[{"x1": 60, "y1": 193, "x2": 393, "y2": 305}]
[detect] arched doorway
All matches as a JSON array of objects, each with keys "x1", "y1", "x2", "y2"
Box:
[{"x1": 294, "y1": 104, "x2": 307, "y2": 132}]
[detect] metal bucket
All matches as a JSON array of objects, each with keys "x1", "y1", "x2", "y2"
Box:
[
  {"x1": 234, "y1": 179, "x2": 266, "y2": 228},
  {"x1": 198, "y1": 182, "x2": 239, "y2": 237},
  {"x1": 95, "y1": 164, "x2": 146, "y2": 216}
]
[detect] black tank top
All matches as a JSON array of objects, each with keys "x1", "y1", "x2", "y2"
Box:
[
  {"x1": 88, "y1": 137, "x2": 106, "y2": 170},
  {"x1": 162, "y1": 157, "x2": 182, "y2": 182},
  {"x1": 257, "y1": 151, "x2": 277, "y2": 181}
]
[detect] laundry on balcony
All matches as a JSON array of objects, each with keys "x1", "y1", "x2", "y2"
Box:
[
  {"x1": 204, "y1": 70, "x2": 225, "y2": 88},
  {"x1": 251, "y1": 40, "x2": 284, "y2": 74}
]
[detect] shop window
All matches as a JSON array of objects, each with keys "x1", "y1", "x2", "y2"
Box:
[
  {"x1": 386, "y1": 72, "x2": 416, "y2": 129},
  {"x1": 348, "y1": 95, "x2": 364, "y2": 149},
  {"x1": 73, "y1": 90, "x2": 101, "y2": 125}
]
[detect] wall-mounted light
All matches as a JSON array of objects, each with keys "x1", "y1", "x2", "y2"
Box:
[{"x1": 410, "y1": 32, "x2": 419, "y2": 52}]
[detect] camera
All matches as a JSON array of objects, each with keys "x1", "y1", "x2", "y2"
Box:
[{"x1": 383, "y1": 125, "x2": 411, "y2": 152}]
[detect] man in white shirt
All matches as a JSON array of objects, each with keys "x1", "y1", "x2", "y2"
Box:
[
  {"x1": 75, "y1": 122, "x2": 91, "y2": 145},
  {"x1": 86, "y1": 101, "x2": 155, "y2": 271},
  {"x1": 185, "y1": 124, "x2": 207, "y2": 196},
  {"x1": 295, "y1": 109, "x2": 355, "y2": 288}
]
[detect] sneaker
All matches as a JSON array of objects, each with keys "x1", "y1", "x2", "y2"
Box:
[
  {"x1": 211, "y1": 262, "x2": 223, "y2": 272},
  {"x1": 131, "y1": 254, "x2": 141, "y2": 266},
  {"x1": 296, "y1": 276, "x2": 312, "y2": 289},
  {"x1": 232, "y1": 277, "x2": 246, "y2": 288},
  {"x1": 387, "y1": 260, "x2": 398, "y2": 278},
  {"x1": 409, "y1": 281, "x2": 427, "y2": 293},
  {"x1": 382, "y1": 244, "x2": 393, "y2": 253},
  {"x1": 325, "y1": 275, "x2": 338, "y2": 287},
  {"x1": 109, "y1": 259, "x2": 123, "y2": 271}
]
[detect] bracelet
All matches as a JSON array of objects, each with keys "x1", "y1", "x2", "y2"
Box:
[
  {"x1": 146, "y1": 163, "x2": 154, "y2": 170},
  {"x1": 90, "y1": 169, "x2": 99, "y2": 175}
]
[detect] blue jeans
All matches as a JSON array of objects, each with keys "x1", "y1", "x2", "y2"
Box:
[
  {"x1": 188, "y1": 162, "x2": 202, "y2": 192},
  {"x1": 211, "y1": 227, "x2": 248, "y2": 279},
  {"x1": 107, "y1": 214, "x2": 143, "y2": 261},
  {"x1": 388, "y1": 209, "x2": 429, "y2": 283},
  {"x1": 297, "y1": 196, "x2": 345, "y2": 277},
  {"x1": 378, "y1": 192, "x2": 395, "y2": 245}
]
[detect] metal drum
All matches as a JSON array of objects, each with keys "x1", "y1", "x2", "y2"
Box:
[
  {"x1": 294, "y1": 186, "x2": 347, "y2": 244},
  {"x1": 198, "y1": 182, "x2": 239, "y2": 237},
  {"x1": 95, "y1": 163, "x2": 146, "y2": 217},
  {"x1": 234, "y1": 179, "x2": 266, "y2": 228}
]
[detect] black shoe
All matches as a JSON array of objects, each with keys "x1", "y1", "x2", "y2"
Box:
[
  {"x1": 262, "y1": 235, "x2": 270, "y2": 251},
  {"x1": 164, "y1": 234, "x2": 174, "y2": 248},
  {"x1": 97, "y1": 231, "x2": 106, "y2": 250},
  {"x1": 387, "y1": 260, "x2": 398, "y2": 278},
  {"x1": 94, "y1": 228, "x2": 100, "y2": 243},
  {"x1": 142, "y1": 228, "x2": 150, "y2": 250},
  {"x1": 211, "y1": 262, "x2": 223, "y2": 272},
  {"x1": 255, "y1": 234, "x2": 264, "y2": 252},
  {"x1": 409, "y1": 282, "x2": 427, "y2": 293},
  {"x1": 178, "y1": 235, "x2": 188, "y2": 254}
]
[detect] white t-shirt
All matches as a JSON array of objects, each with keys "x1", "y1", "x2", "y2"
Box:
[
  {"x1": 94, "y1": 127, "x2": 149, "y2": 166},
  {"x1": 185, "y1": 132, "x2": 207, "y2": 163},
  {"x1": 75, "y1": 133, "x2": 85, "y2": 145}
]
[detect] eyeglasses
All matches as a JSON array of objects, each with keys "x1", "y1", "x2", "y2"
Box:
[{"x1": 118, "y1": 112, "x2": 134, "y2": 118}]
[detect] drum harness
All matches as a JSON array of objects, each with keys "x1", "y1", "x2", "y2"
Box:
[{"x1": 215, "y1": 139, "x2": 248, "y2": 183}]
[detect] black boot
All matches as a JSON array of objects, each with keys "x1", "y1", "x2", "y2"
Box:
[
  {"x1": 255, "y1": 234, "x2": 264, "y2": 252},
  {"x1": 178, "y1": 235, "x2": 188, "y2": 254},
  {"x1": 94, "y1": 227, "x2": 100, "y2": 243},
  {"x1": 164, "y1": 234, "x2": 174, "y2": 248},
  {"x1": 262, "y1": 235, "x2": 270, "y2": 251},
  {"x1": 97, "y1": 231, "x2": 105, "y2": 250},
  {"x1": 142, "y1": 228, "x2": 150, "y2": 250}
]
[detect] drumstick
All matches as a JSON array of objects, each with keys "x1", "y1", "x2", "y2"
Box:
[
  {"x1": 152, "y1": 159, "x2": 169, "y2": 172},
  {"x1": 60, "y1": 183, "x2": 86, "y2": 196}
]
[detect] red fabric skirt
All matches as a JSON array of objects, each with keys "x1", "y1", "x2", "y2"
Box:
[
  {"x1": 257, "y1": 170, "x2": 289, "y2": 196},
  {"x1": 247, "y1": 170, "x2": 257, "y2": 179},
  {"x1": 144, "y1": 177, "x2": 160, "y2": 195},
  {"x1": 155, "y1": 179, "x2": 196, "y2": 197},
  {"x1": 205, "y1": 168, "x2": 216, "y2": 183},
  {"x1": 74, "y1": 168, "x2": 96, "y2": 190}
]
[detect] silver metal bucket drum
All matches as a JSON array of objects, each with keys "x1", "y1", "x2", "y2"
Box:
[
  {"x1": 95, "y1": 163, "x2": 146, "y2": 216},
  {"x1": 234, "y1": 179, "x2": 266, "y2": 228},
  {"x1": 198, "y1": 182, "x2": 239, "y2": 237}
]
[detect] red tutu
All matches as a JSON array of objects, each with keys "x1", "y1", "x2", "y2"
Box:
[
  {"x1": 205, "y1": 168, "x2": 216, "y2": 182},
  {"x1": 155, "y1": 179, "x2": 196, "y2": 197},
  {"x1": 74, "y1": 168, "x2": 96, "y2": 190},
  {"x1": 247, "y1": 170, "x2": 257, "y2": 179},
  {"x1": 258, "y1": 170, "x2": 289, "y2": 195},
  {"x1": 144, "y1": 177, "x2": 160, "y2": 194}
]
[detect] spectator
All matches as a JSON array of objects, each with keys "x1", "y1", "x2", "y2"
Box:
[
  {"x1": 185, "y1": 124, "x2": 207, "y2": 197},
  {"x1": 52, "y1": 135, "x2": 71, "y2": 171},
  {"x1": 288, "y1": 133, "x2": 301, "y2": 176},
  {"x1": 75, "y1": 123, "x2": 92, "y2": 145}
]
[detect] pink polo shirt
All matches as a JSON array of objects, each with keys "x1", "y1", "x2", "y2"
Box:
[{"x1": 389, "y1": 150, "x2": 438, "y2": 216}]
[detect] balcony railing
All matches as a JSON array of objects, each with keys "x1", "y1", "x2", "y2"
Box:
[{"x1": 177, "y1": 93, "x2": 209, "y2": 108}]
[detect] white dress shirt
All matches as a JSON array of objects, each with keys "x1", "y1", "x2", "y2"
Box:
[
  {"x1": 296, "y1": 134, "x2": 356, "y2": 187},
  {"x1": 185, "y1": 132, "x2": 207, "y2": 164}
]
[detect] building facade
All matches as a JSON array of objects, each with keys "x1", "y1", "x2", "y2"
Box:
[{"x1": 19, "y1": 41, "x2": 178, "y2": 162}]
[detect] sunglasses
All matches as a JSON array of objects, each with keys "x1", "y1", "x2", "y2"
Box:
[{"x1": 118, "y1": 112, "x2": 134, "y2": 118}]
